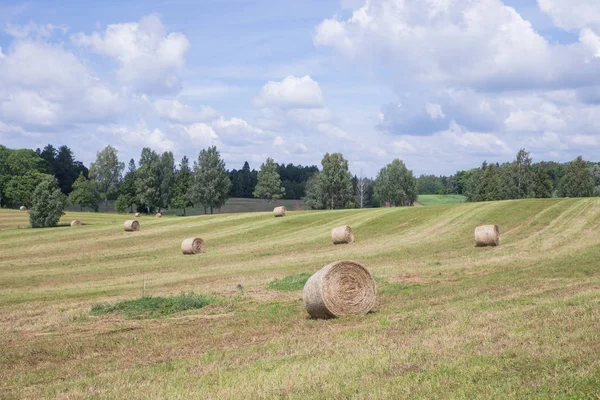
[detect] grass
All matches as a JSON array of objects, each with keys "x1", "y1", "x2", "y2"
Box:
[
  {"x1": 267, "y1": 273, "x2": 312, "y2": 291},
  {"x1": 1, "y1": 198, "x2": 600, "y2": 398},
  {"x1": 90, "y1": 292, "x2": 216, "y2": 319},
  {"x1": 417, "y1": 194, "x2": 467, "y2": 205}
]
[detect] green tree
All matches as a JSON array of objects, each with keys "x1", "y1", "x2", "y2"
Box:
[
  {"x1": 374, "y1": 159, "x2": 417, "y2": 206},
  {"x1": 69, "y1": 172, "x2": 101, "y2": 211},
  {"x1": 29, "y1": 176, "x2": 67, "y2": 228},
  {"x1": 116, "y1": 159, "x2": 139, "y2": 213},
  {"x1": 158, "y1": 151, "x2": 175, "y2": 211},
  {"x1": 171, "y1": 156, "x2": 194, "y2": 215},
  {"x1": 188, "y1": 146, "x2": 231, "y2": 214},
  {"x1": 532, "y1": 163, "x2": 553, "y2": 198},
  {"x1": 4, "y1": 171, "x2": 50, "y2": 207},
  {"x1": 511, "y1": 148, "x2": 534, "y2": 199},
  {"x1": 253, "y1": 158, "x2": 285, "y2": 203},
  {"x1": 473, "y1": 163, "x2": 505, "y2": 201},
  {"x1": 136, "y1": 148, "x2": 161, "y2": 212},
  {"x1": 416, "y1": 174, "x2": 444, "y2": 195},
  {"x1": 314, "y1": 153, "x2": 354, "y2": 209},
  {"x1": 558, "y1": 156, "x2": 595, "y2": 197},
  {"x1": 304, "y1": 174, "x2": 325, "y2": 210},
  {"x1": 89, "y1": 145, "x2": 124, "y2": 212},
  {"x1": 54, "y1": 145, "x2": 79, "y2": 194}
]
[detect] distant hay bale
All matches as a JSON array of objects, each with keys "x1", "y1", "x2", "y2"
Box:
[
  {"x1": 19, "y1": 206, "x2": 27, "y2": 211},
  {"x1": 124, "y1": 220, "x2": 140, "y2": 232},
  {"x1": 156, "y1": 213, "x2": 162, "y2": 218},
  {"x1": 70, "y1": 220, "x2": 82, "y2": 227},
  {"x1": 273, "y1": 206, "x2": 287, "y2": 217},
  {"x1": 303, "y1": 260, "x2": 376, "y2": 319},
  {"x1": 134, "y1": 212, "x2": 140, "y2": 217},
  {"x1": 181, "y1": 237, "x2": 206, "y2": 255},
  {"x1": 331, "y1": 225, "x2": 354, "y2": 244},
  {"x1": 475, "y1": 225, "x2": 500, "y2": 247}
]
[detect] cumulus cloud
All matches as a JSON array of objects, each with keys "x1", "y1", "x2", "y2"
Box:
[
  {"x1": 153, "y1": 99, "x2": 220, "y2": 123},
  {"x1": 72, "y1": 14, "x2": 189, "y2": 94},
  {"x1": 98, "y1": 121, "x2": 175, "y2": 153},
  {"x1": 0, "y1": 39, "x2": 126, "y2": 130},
  {"x1": 254, "y1": 75, "x2": 324, "y2": 109}
]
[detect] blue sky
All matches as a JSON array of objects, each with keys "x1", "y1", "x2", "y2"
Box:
[{"x1": 1, "y1": 0, "x2": 600, "y2": 176}]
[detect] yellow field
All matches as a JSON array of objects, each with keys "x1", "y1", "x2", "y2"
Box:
[{"x1": 1, "y1": 199, "x2": 599, "y2": 398}]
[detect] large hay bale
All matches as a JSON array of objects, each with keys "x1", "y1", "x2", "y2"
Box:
[
  {"x1": 303, "y1": 260, "x2": 376, "y2": 319},
  {"x1": 70, "y1": 220, "x2": 82, "y2": 227},
  {"x1": 181, "y1": 237, "x2": 206, "y2": 255},
  {"x1": 331, "y1": 225, "x2": 354, "y2": 244},
  {"x1": 124, "y1": 220, "x2": 140, "y2": 232},
  {"x1": 134, "y1": 212, "x2": 140, "y2": 217},
  {"x1": 475, "y1": 224, "x2": 500, "y2": 247},
  {"x1": 156, "y1": 213, "x2": 162, "y2": 218},
  {"x1": 19, "y1": 206, "x2": 27, "y2": 211},
  {"x1": 273, "y1": 206, "x2": 287, "y2": 217}
]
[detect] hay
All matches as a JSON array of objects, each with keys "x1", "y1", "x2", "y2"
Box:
[
  {"x1": 331, "y1": 225, "x2": 354, "y2": 244},
  {"x1": 134, "y1": 212, "x2": 140, "y2": 217},
  {"x1": 124, "y1": 220, "x2": 140, "y2": 232},
  {"x1": 156, "y1": 213, "x2": 162, "y2": 218},
  {"x1": 181, "y1": 237, "x2": 206, "y2": 255},
  {"x1": 303, "y1": 260, "x2": 376, "y2": 319},
  {"x1": 70, "y1": 220, "x2": 82, "y2": 227},
  {"x1": 19, "y1": 206, "x2": 27, "y2": 211},
  {"x1": 273, "y1": 206, "x2": 287, "y2": 217},
  {"x1": 475, "y1": 224, "x2": 500, "y2": 247}
]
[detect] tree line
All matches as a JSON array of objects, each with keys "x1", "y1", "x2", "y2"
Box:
[
  {"x1": 416, "y1": 149, "x2": 599, "y2": 201},
  {"x1": 2, "y1": 142, "x2": 599, "y2": 224}
]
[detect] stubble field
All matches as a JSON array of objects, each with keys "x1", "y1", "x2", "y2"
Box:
[{"x1": 1, "y1": 198, "x2": 599, "y2": 399}]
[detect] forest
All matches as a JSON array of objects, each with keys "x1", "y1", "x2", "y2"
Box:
[{"x1": 0, "y1": 143, "x2": 597, "y2": 215}]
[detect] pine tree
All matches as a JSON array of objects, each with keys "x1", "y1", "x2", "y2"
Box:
[
  {"x1": 533, "y1": 163, "x2": 553, "y2": 198},
  {"x1": 253, "y1": 158, "x2": 285, "y2": 203},
  {"x1": 558, "y1": 156, "x2": 595, "y2": 197},
  {"x1": 171, "y1": 156, "x2": 194, "y2": 215}
]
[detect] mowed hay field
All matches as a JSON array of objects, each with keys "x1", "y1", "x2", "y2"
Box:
[{"x1": 1, "y1": 199, "x2": 600, "y2": 399}]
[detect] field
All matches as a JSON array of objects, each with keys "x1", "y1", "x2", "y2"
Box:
[
  {"x1": 1, "y1": 199, "x2": 600, "y2": 398},
  {"x1": 66, "y1": 197, "x2": 307, "y2": 216},
  {"x1": 416, "y1": 194, "x2": 467, "y2": 206}
]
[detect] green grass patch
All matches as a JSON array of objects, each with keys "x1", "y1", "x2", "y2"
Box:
[
  {"x1": 90, "y1": 292, "x2": 216, "y2": 319},
  {"x1": 267, "y1": 273, "x2": 311, "y2": 291},
  {"x1": 417, "y1": 194, "x2": 467, "y2": 206}
]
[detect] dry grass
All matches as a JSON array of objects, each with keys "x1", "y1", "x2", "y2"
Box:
[{"x1": 1, "y1": 199, "x2": 600, "y2": 398}]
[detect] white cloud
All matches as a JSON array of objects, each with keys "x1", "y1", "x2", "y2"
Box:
[
  {"x1": 0, "y1": 39, "x2": 125, "y2": 130},
  {"x1": 98, "y1": 121, "x2": 175, "y2": 153},
  {"x1": 425, "y1": 103, "x2": 445, "y2": 120},
  {"x1": 153, "y1": 99, "x2": 220, "y2": 123},
  {"x1": 438, "y1": 121, "x2": 511, "y2": 155},
  {"x1": 254, "y1": 75, "x2": 324, "y2": 109},
  {"x1": 538, "y1": 0, "x2": 600, "y2": 31},
  {"x1": 72, "y1": 14, "x2": 189, "y2": 94},
  {"x1": 5, "y1": 22, "x2": 68, "y2": 39}
]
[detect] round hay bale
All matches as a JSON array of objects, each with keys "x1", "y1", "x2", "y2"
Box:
[
  {"x1": 19, "y1": 206, "x2": 27, "y2": 211},
  {"x1": 303, "y1": 260, "x2": 376, "y2": 319},
  {"x1": 181, "y1": 237, "x2": 206, "y2": 255},
  {"x1": 475, "y1": 224, "x2": 500, "y2": 247},
  {"x1": 134, "y1": 212, "x2": 140, "y2": 217},
  {"x1": 123, "y1": 220, "x2": 140, "y2": 232},
  {"x1": 70, "y1": 220, "x2": 82, "y2": 227},
  {"x1": 273, "y1": 206, "x2": 287, "y2": 217},
  {"x1": 156, "y1": 213, "x2": 162, "y2": 218},
  {"x1": 331, "y1": 225, "x2": 354, "y2": 244}
]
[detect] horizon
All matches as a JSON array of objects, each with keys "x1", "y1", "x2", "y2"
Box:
[{"x1": 1, "y1": 0, "x2": 599, "y2": 176}]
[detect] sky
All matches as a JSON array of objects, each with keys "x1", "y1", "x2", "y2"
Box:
[{"x1": 1, "y1": 0, "x2": 600, "y2": 176}]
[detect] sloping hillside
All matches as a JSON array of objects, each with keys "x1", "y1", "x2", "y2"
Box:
[{"x1": 1, "y1": 198, "x2": 599, "y2": 398}]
